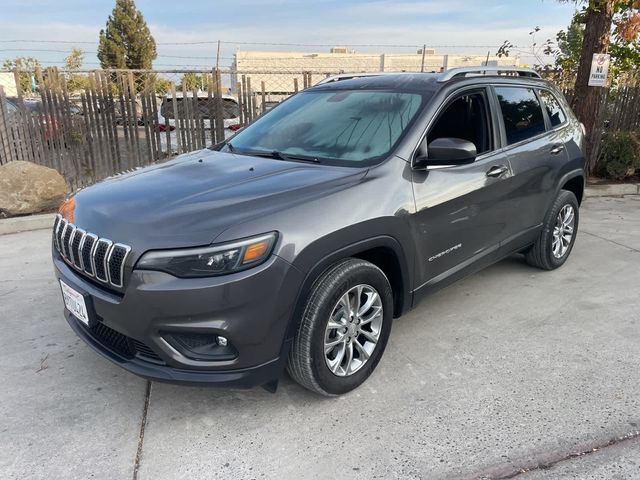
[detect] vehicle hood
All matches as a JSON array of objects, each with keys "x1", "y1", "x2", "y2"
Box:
[{"x1": 70, "y1": 149, "x2": 366, "y2": 252}]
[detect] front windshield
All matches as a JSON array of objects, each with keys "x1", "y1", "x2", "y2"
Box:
[{"x1": 225, "y1": 89, "x2": 427, "y2": 165}]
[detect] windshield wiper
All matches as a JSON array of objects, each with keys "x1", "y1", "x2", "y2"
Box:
[
  {"x1": 271, "y1": 150, "x2": 321, "y2": 163},
  {"x1": 210, "y1": 141, "x2": 234, "y2": 152},
  {"x1": 248, "y1": 150, "x2": 321, "y2": 163}
]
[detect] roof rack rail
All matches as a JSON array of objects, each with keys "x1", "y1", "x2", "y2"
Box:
[
  {"x1": 438, "y1": 66, "x2": 541, "y2": 82},
  {"x1": 316, "y1": 72, "x2": 388, "y2": 85},
  {"x1": 317, "y1": 71, "x2": 446, "y2": 86}
]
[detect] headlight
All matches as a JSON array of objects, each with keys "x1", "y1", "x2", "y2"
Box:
[{"x1": 137, "y1": 232, "x2": 277, "y2": 278}]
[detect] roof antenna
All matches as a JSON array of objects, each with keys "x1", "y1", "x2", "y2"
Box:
[{"x1": 483, "y1": 50, "x2": 491, "y2": 75}]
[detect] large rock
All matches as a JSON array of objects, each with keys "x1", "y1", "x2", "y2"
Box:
[{"x1": 0, "y1": 161, "x2": 67, "y2": 217}]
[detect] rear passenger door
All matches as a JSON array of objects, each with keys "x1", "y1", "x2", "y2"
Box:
[{"x1": 492, "y1": 85, "x2": 570, "y2": 242}]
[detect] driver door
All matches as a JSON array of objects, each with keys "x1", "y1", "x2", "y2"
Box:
[{"x1": 410, "y1": 87, "x2": 517, "y2": 289}]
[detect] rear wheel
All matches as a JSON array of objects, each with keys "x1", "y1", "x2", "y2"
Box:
[
  {"x1": 526, "y1": 190, "x2": 579, "y2": 270},
  {"x1": 287, "y1": 258, "x2": 393, "y2": 396}
]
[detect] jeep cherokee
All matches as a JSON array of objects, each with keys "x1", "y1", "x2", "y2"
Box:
[{"x1": 52, "y1": 67, "x2": 585, "y2": 396}]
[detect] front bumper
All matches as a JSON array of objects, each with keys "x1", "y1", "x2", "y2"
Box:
[{"x1": 53, "y1": 249, "x2": 303, "y2": 388}]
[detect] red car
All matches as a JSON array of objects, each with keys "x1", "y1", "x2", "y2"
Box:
[{"x1": 5, "y1": 98, "x2": 60, "y2": 142}]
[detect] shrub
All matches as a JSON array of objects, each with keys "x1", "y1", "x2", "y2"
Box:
[{"x1": 597, "y1": 131, "x2": 640, "y2": 180}]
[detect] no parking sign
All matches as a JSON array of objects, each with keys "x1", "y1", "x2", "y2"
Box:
[{"x1": 588, "y1": 53, "x2": 610, "y2": 87}]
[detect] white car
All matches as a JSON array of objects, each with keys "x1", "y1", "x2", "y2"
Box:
[{"x1": 158, "y1": 92, "x2": 241, "y2": 153}]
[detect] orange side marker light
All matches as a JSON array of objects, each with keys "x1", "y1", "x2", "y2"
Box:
[{"x1": 242, "y1": 241, "x2": 269, "y2": 264}]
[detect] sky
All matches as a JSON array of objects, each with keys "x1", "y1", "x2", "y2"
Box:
[{"x1": 0, "y1": 0, "x2": 580, "y2": 70}]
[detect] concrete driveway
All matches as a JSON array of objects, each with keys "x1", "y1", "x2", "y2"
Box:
[{"x1": 1, "y1": 196, "x2": 638, "y2": 480}]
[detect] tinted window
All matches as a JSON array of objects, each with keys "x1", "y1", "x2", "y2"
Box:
[
  {"x1": 495, "y1": 87, "x2": 545, "y2": 145},
  {"x1": 226, "y1": 90, "x2": 427, "y2": 165},
  {"x1": 221, "y1": 99, "x2": 239, "y2": 119},
  {"x1": 539, "y1": 90, "x2": 567, "y2": 127},
  {"x1": 428, "y1": 91, "x2": 492, "y2": 154},
  {"x1": 23, "y1": 101, "x2": 43, "y2": 113}
]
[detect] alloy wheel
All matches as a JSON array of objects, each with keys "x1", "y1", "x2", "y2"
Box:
[
  {"x1": 552, "y1": 204, "x2": 575, "y2": 258},
  {"x1": 324, "y1": 284, "x2": 383, "y2": 377}
]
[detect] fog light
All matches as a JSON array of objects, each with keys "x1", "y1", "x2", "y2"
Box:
[{"x1": 162, "y1": 332, "x2": 237, "y2": 361}]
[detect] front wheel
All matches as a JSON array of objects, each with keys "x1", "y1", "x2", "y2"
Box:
[
  {"x1": 526, "y1": 190, "x2": 579, "y2": 270},
  {"x1": 287, "y1": 258, "x2": 393, "y2": 396}
]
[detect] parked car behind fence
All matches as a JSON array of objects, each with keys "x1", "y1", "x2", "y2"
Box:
[{"x1": 158, "y1": 92, "x2": 241, "y2": 152}]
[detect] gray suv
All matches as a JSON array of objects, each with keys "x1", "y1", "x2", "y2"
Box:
[{"x1": 52, "y1": 67, "x2": 585, "y2": 396}]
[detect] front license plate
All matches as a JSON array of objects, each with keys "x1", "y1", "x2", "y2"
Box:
[{"x1": 60, "y1": 280, "x2": 90, "y2": 326}]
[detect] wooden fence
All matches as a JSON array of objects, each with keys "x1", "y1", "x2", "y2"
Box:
[
  {"x1": 0, "y1": 68, "x2": 296, "y2": 188},
  {"x1": 1, "y1": 67, "x2": 639, "y2": 187},
  {"x1": 603, "y1": 73, "x2": 640, "y2": 132}
]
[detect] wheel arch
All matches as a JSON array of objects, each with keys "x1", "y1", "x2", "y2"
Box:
[
  {"x1": 284, "y1": 234, "x2": 412, "y2": 342},
  {"x1": 557, "y1": 169, "x2": 585, "y2": 205},
  {"x1": 352, "y1": 245, "x2": 407, "y2": 318}
]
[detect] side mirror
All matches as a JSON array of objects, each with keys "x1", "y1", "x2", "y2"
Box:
[{"x1": 413, "y1": 137, "x2": 477, "y2": 169}]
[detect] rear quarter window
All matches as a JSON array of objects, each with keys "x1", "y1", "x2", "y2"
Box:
[
  {"x1": 539, "y1": 90, "x2": 567, "y2": 127},
  {"x1": 495, "y1": 87, "x2": 546, "y2": 145}
]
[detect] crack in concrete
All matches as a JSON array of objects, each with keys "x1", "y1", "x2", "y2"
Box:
[
  {"x1": 132, "y1": 381, "x2": 152, "y2": 480},
  {"x1": 581, "y1": 230, "x2": 640, "y2": 254},
  {"x1": 471, "y1": 429, "x2": 640, "y2": 479}
]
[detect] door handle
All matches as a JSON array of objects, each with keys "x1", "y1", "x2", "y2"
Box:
[
  {"x1": 550, "y1": 144, "x2": 565, "y2": 155},
  {"x1": 486, "y1": 165, "x2": 508, "y2": 177}
]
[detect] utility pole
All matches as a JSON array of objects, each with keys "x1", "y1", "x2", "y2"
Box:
[
  {"x1": 215, "y1": 40, "x2": 221, "y2": 70},
  {"x1": 420, "y1": 44, "x2": 426, "y2": 72}
]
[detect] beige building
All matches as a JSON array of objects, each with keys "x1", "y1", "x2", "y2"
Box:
[
  {"x1": 231, "y1": 48, "x2": 520, "y2": 99},
  {"x1": 0, "y1": 72, "x2": 18, "y2": 97}
]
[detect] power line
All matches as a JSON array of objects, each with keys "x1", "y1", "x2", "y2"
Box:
[
  {"x1": 4, "y1": 48, "x2": 526, "y2": 61},
  {"x1": 0, "y1": 38, "x2": 525, "y2": 48},
  {"x1": 25, "y1": 60, "x2": 226, "y2": 68},
  {"x1": 0, "y1": 48, "x2": 88, "y2": 54},
  {"x1": 0, "y1": 40, "x2": 96, "y2": 44},
  {"x1": 0, "y1": 48, "x2": 224, "y2": 60},
  {"x1": 219, "y1": 41, "x2": 508, "y2": 48}
]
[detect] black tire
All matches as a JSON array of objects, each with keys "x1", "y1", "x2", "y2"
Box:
[
  {"x1": 525, "y1": 190, "x2": 579, "y2": 270},
  {"x1": 287, "y1": 258, "x2": 393, "y2": 396}
]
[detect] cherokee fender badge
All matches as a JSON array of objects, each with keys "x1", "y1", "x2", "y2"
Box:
[{"x1": 428, "y1": 243, "x2": 462, "y2": 262}]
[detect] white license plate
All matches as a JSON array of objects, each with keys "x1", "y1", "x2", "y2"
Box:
[{"x1": 60, "y1": 280, "x2": 90, "y2": 326}]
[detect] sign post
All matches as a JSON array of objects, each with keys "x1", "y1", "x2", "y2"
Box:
[{"x1": 588, "y1": 53, "x2": 610, "y2": 87}]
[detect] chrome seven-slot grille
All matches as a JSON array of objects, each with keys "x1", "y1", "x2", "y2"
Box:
[{"x1": 53, "y1": 214, "x2": 132, "y2": 288}]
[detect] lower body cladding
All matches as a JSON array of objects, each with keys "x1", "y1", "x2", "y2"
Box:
[{"x1": 53, "y1": 249, "x2": 303, "y2": 389}]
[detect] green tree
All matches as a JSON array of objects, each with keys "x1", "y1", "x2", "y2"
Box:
[
  {"x1": 97, "y1": 0, "x2": 157, "y2": 70},
  {"x1": 154, "y1": 77, "x2": 173, "y2": 95},
  {"x1": 2, "y1": 56, "x2": 40, "y2": 71},
  {"x1": 179, "y1": 73, "x2": 204, "y2": 91},
  {"x1": 609, "y1": 40, "x2": 640, "y2": 72},
  {"x1": 64, "y1": 48, "x2": 84, "y2": 70},
  {"x1": 64, "y1": 48, "x2": 90, "y2": 93},
  {"x1": 556, "y1": 11, "x2": 587, "y2": 74}
]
